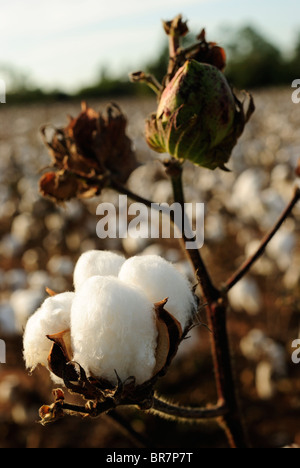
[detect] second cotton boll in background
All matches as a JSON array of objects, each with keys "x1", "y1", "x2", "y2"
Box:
[{"x1": 71, "y1": 275, "x2": 158, "y2": 385}]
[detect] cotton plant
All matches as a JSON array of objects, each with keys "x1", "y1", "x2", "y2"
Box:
[
  {"x1": 22, "y1": 14, "x2": 300, "y2": 449},
  {"x1": 23, "y1": 250, "x2": 197, "y2": 419}
]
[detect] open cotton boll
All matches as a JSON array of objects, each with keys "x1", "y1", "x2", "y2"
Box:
[
  {"x1": 23, "y1": 292, "x2": 75, "y2": 370},
  {"x1": 118, "y1": 255, "x2": 197, "y2": 330},
  {"x1": 73, "y1": 250, "x2": 125, "y2": 291},
  {"x1": 71, "y1": 276, "x2": 158, "y2": 385}
]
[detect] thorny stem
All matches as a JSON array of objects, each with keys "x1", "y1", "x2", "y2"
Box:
[{"x1": 224, "y1": 186, "x2": 300, "y2": 291}]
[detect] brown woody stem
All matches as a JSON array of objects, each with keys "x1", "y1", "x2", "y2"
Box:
[
  {"x1": 167, "y1": 160, "x2": 248, "y2": 448},
  {"x1": 224, "y1": 186, "x2": 300, "y2": 292}
]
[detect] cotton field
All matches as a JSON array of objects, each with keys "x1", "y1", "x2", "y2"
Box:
[{"x1": 0, "y1": 88, "x2": 300, "y2": 448}]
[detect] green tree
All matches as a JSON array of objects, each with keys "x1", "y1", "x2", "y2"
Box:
[{"x1": 225, "y1": 26, "x2": 285, "y2": 88}]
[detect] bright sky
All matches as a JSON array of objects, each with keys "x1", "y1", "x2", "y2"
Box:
[{"x1": 1, "y1": 0, "x2": 299, "y2": 91}]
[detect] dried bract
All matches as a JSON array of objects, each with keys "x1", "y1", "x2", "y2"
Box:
[{"x1": 40, "y1": 102, "x2": 138, "y2": 202}]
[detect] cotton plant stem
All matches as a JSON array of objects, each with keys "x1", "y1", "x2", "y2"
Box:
[
  {"x1": 224, "y1": 186, "x2": 300, "y2": 292},
  {"x1": 151, "y1": 396, "x2": 227, "y2": 422},
  {"x1": 168, "y1": 160, "x2": 248, "y2": 448},
  {"x1": 168, "y1": 163, "x2": 219, "y2": 303},
  {"x1": 109, "y1": 179, "x2": 154, "y2": 209}
]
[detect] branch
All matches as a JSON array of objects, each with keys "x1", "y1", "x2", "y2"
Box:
[
  {"x1": 165, "y1": 159, "x2": 219, "y2": 303},
  {"x1": 224, "y1": 186, "x2": 300, "y2": 292},
  {"x1": 109, "y1": 179, "x2": 154, "y2": 209},
  {"x1": 151, "y1": 396, "x2": 227, "y2": 422}
]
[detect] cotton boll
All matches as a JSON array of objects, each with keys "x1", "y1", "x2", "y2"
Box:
[
  {"x1": 11, "y1": 213, "x2": 34, "y2": 245},
  {"x1": 0, "y1": 303, "x2": 17, "y2": 335},
  {"x1": 10, "y1": 289, "x2": 46, "y2": 333},
  {"x1": 27, "y1": 271, "x2": 51, "y2": 291},
  {"x1": 73, "y1": 250, "x2": 125, "y2": 291},
  {"x1": 71, "y1": 276, "x2": 157, "y2": 385},
  {"x1": 266, "y1": 229, "x2": 296, "y2": 271},
  {"x1": 23, "y1": 292, "x2": 75, "y2": 370},
  {"x1": 231, "y1": 169, "x2": 266, "y2": 206},
  {"x1": 118, "y1": 255, "x2": 197, "y2": 330},
  {"x1": 240, "y1": 329, "x2": 287, "y2": 376},
  {"x1": 0, "y1": 234, "x2": 22, "y2": 258},
  {"x1": 47, "y1": 255, "x2": 74, "y2": 277},
  {"x1": 5, "y1": 269, "x2": 27, "y2": 291},
  {"x1": 240, "y1": 329, "x2": 266, "y2": 361},
  {"x1": 228, "y1": 277, "x2": 262, "y2": 316},
  {"x1": 255, "y1": 361, "x2": 275, "y2": 400}
]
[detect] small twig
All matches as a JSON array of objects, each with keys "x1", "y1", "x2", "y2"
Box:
[{"x1": 224, "y1": 186, "x2": 300, "y2": 292}]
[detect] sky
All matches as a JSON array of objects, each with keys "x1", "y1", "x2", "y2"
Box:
[{"x1": 1, "y1": 0, "x2": 300, "y2": 92}]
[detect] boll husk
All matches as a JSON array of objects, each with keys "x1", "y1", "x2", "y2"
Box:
[
  {"x1": 146, "y1": 59, "x2": 254, "y2": 170},
  {"x1": 73, "y1": 250, "x2": 125, "y2": 291},
  {"x1": 23, "y1": 292, "x2": 75, "y2": 370},
  {"x1": 118, "y1": 255, "x2": 197, "y2": 330},
  {"x1": 71, "y1": 276, "x2": 158, "y2": 385}
]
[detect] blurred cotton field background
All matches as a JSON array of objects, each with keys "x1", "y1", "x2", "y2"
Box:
[{"x1": 0, "y1": 88, "x2": 300, "y2": 448}]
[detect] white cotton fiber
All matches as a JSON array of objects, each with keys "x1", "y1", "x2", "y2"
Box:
[
  {"x1": 118, "y1": 255, "x2": 197, "y2": 330},
  {"x1": 23, "y1": 292, "x2": 75, "y2": 370},
  {"x1": 73, "y1": 250, "x2": 125, "y2": 291},
  {"x1": 71, "y1": 276, "x2": 158, "y2": 385}
]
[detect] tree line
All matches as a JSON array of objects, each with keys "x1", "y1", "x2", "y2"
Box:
[{"x1": 2, "y1": 25, "x2": 300, "y2": 104}]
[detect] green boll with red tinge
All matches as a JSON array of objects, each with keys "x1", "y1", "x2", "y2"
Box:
[{"x1": 146, "y1": 60, "x2": 253, "y2": 170}]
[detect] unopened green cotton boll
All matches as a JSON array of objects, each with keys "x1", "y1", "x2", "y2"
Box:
[
  {"x1": 73, "y1": 250, "x2": 125, "y2": 291},
  {"x1": 71, "y1": 276, "x2": 158, "y2": 385},
  {"x1": 118, "y1": 255, "x2": 197, "y2": 330},
  {"x1": 23, "y1": 292, "x2": 75, "y2": 370},
  {"x1": 146, "y1": 60, "x2": 249, "y2": 170}
]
